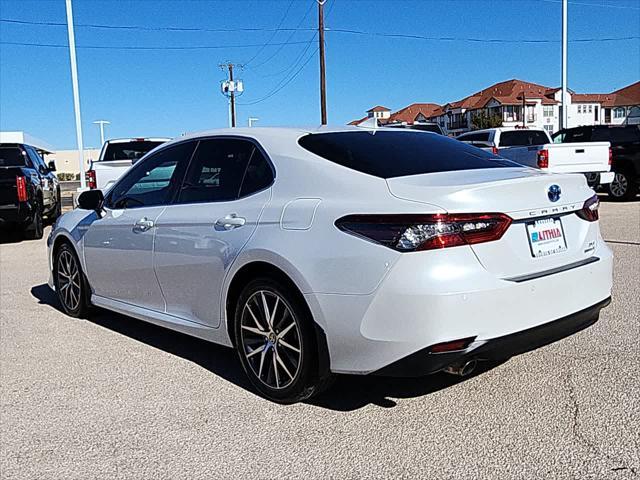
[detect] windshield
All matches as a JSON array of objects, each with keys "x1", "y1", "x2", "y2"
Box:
[
  {"x1": 298, "y1": 131, "x2": 517, "y2": 179},
  {"x1": 101, "y1": 140, "x2": 165, "y2": 162}
]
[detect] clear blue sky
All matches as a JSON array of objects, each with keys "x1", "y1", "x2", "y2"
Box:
[{"x1": 1, "y1": 0, "x2": 638, "y2": 149}]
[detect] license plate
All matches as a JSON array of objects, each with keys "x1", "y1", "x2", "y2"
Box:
[{"x1": 526, "y1": 218, "x2": 567, "y2": 258}]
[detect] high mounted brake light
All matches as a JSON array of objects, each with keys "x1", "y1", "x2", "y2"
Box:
[
  {"x1": 335, "y1": 213, "x2": 512, "y2": 252},
  {"x1": 576, "y1": 194, "x2": 599, "y2": 222}
]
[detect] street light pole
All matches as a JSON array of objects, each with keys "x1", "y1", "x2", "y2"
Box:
[
  {"x1": 65, "y1": 0, "x2": 86, "y2": 189},
  {"x1": 248, "y1": 117, "x2": 259, "y2": 127},
  {"x1": 561, "y1": 0, "x2": 568, "y2": 130},
  {"x1": 93, "y1": 120, "x2": 110, "y2": 145}
]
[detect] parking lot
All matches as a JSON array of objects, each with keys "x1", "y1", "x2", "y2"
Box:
[{"x1": 0, "y1": 199, "x2": 638, "y2": 479}]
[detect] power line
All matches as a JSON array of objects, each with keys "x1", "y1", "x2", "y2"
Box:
[
  {"x1": 243, "y1": 0, "x2": 295, "y2": 66},
  {"x1": 0, "y1": 40, "x2": 314, "y2": 50},
  {"x1": 2, "y1": 18, "x2": 637, "y2": 45},
  {"x1": 534, "y1": 0, "x2": 640, "y2": 10},
  {"x1": 0, "y1": 18, "x2": 316, "y2": 33},
  {"x1": 247, "y1": 0, "x2": 316, "y2": 71},
  {"x1": 238, "y1": 47, "x2": 319, "y2": 106}
]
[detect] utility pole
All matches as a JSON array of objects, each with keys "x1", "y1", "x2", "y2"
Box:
[
  {"x1": 220, "y1": 63, "x2": 243, "y2": 128},
  {"x1": 65, "y1": 0, "x2": 86, "y2": 190},
  {"x1": 561, "y1": 0, "x2": 568, "y2": 130},
  {"x1": 93, "y1": 120, "x2": 110, "y2": 145},
  {"x1": 318, "y1": 0, "x2": 327, "y2": 125}
]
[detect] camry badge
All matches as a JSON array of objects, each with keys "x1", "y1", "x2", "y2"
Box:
[{"x1": 548, "y1": 184, "x2": 561, "y2": 202}]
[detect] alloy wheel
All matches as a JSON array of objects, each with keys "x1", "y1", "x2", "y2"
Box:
[
  {"x1": 57, "y1": 250, "x2": 81, "y2": 312},
  {"x1": 240, "y1": 290, "x2": 302, "y2": 390},
  {"x1": 610, "y1": 172, "x2": 628, "y2": 198}
]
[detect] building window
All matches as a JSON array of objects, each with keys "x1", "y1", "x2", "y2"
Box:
[
  {"x1": 588, "y1": 105, "x2": 592, "y2": 113},
  {"x1": 614, "y1": 108, "x2": 626, "y2": 119},
  {"x1": 543, "y1": 106, "x2": 554, "y2": 117},
  {"x1": 543, "y1": 124, "x2": 554, "y2": 134},
  {"x1": 595, "y1": 105, "x2": 599, "y2": 122}
]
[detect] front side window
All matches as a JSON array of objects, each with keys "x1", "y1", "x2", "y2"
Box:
[
  {"x1": 177, "y1": 139, "x2": 260, "y2": 204},
  {"x1": 108, "y1": 141, "x2": 196, "y2": 209}
]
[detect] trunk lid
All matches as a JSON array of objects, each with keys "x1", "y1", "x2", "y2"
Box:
[{"x1": 386, "y1": 167, "x2": 599, "y2": 279}]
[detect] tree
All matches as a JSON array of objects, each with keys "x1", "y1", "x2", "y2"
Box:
[{"x1": 471, "y1": 111, "x2": 503, "y2": 130}]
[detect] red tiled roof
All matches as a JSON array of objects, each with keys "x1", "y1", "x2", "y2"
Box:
[
  {"x1": 572, "y1": 82, "x2": 639, "y2": 107},
  {"x1": 387, "y1": 103, "x2": 441, "y2": 124},
  {"x1": 348, "y1": 116, "x2": 367, "y2": 126},
  {"x1": 445, "y1": 79, "x2": 558, "y2": 110},
  {"x1": 366, "y1": 105, "x2": 391, "y2": 112},
  {"x1": 609, "y1": 81, "x2": 640, "y2": 107}
]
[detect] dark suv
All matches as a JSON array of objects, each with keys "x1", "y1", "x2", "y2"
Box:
[
  {"x1": 553, "y1": 125, "x2": 640, "y2": 201},
  {"x1": 0, "y1": 143, "x2": 61, "y2": 239}
]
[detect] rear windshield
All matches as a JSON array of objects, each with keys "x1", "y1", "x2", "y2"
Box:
[
  {"x1": 101, "y1": 140, "x2": 165, "y2": 162},
  {"x1": 499, "y1": 130, "x2": 549, "y2": 147},
  {"x1": 298, "y1": 131, "x2": 516, "y2": 179},
  {"x1": 0, "y1": 146, "x2": 27, "y2": 167}
]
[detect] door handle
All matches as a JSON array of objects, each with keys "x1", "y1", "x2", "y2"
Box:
[
  {"x1": 133, "y1": 217, "x2": 154, "y2": 232},
  {"x1": 215, "y1": 214, "x2": 246, "y2": 230}
]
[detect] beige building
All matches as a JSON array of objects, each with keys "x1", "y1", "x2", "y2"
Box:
[{"x1": 51, "y1": 149, "x2": 100, "y2": 176}]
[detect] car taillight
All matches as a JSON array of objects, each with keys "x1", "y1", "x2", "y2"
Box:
[
  {"x1": 576, "y1": 194, "x2": 599, "y2": 222},
  {"x1": 16, "y1": 176, "x2": 28, "y2": 202},
  {"x1": 492, "y1": 146, "x2": 499, "y2": 155},
  {"x1": 608, "y1": 147, "x2": 612, "y2": 166},
  {"x1": 335, "y1": 213, "x2": 512, "y2": 252},
  {"x1": 537, "y1": 149, "x2": 549, "y2": 168},
  {"x1": 86, "y1": 169, "x2": 97, "y2": 189}
]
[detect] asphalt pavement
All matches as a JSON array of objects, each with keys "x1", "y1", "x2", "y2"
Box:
[{"x1": 1, "y1": 199, "x2": 638, "y2": 479}]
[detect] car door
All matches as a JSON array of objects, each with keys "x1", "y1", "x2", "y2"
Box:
[
  {"x1": 153, "y1": 138, "x2": 274, "y2": 328},
  {"x1": 83, "y1": 141, "x2": 196, "y2": 312}
]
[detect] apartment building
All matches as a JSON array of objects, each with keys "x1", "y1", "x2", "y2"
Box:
[{"x1": 350, "y1": 79, "x2": 640, "y2": 136}]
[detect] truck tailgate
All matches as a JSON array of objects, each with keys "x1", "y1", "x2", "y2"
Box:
[
  {"x1": 93, "y1": 159, "x2": 133, "y2": 189},
  {"x1": 547, "y1": 141, "x2": 610, "y2": 174}
]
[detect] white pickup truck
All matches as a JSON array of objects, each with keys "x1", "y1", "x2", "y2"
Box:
[
  {"x1": 457, "y1": 128, "x2": 614, "y2": 187},
  {"x1": 86, "y1": 137, "x2": 169, "y2": 191}
]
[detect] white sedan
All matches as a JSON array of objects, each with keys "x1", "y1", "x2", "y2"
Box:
[{"x1": 47, "y1": 127, "x2": 613, "y2": 403}]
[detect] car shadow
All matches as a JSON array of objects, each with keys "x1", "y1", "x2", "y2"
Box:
[{"x1": 30, "y1": 283, "x2": 498, "y2": 411}]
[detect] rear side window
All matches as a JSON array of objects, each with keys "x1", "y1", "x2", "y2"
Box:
[
  {"x1": 102, "y1": 141, "x2": 165, "y2": 162},
  {"x1": 458, "y1": 132, "x2": 490, "y2": 142},
  {"x1": 499, "y1": 130, "x2": 549, "y2": 147},
  {"x1": 0, "y1": 146, "x2": 27, "y2": 167},
  {"x1": 298, "y1": 131, "x2": 515, "y2": 179},
  {"x1": 239, "y1": 149, "x2": 274, "y2": 197},
  {"x1": 178, "y1": 139, "x2": 255, "y2": 204},
  {"x1": 593, "y1": 127, "x2": 640, "y2": 144}
]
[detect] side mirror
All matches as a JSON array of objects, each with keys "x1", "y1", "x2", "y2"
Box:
[
  {"x1": 47, "y1": 160, "x2": 57, "y2": 172},
  {"x1": 77, "y1": 189, "x2": 104, "y2": 212}
]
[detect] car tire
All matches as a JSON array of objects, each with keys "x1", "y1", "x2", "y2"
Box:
[
  {"x1": 50, "y1": 189, "x2": 62, "y2": 221},
  {"x1": 607, "y1": 168, "x2": 638, "y2": 201},
  {"x1": 54, "y1": 242, "x2": 90, "y2": 318},
  {"x1": 24, "y1": 204, "x2": 43, "y2": 240},
  {"x1": 233, "y1": 277, "x2": 331, "y2": 403}
]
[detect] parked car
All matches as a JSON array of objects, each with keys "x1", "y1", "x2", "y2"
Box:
[
  {"x1": 457, "y1": 128, "x2": 613, "y2": 187},
  {"x1": 0, "y1": 143, "x2": 61, "y2": 239},
  {"x1": 552, "y1": 125, "x2": 640, "y2": 201},
  {"x1": 86, "y1": 137, "x2": 169, "y2": 191},
  {"x1": 48, "y1": 127, "x2": 612, "y2": 403}
]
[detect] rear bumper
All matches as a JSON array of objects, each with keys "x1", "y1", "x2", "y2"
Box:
[
  {"x1": 309, "y1": 239, "x2": 613, "y2": 375},
  {"x1": 0, "y1": 204, "x2": 30, "y2": 227},
  {"x1": 374, "y1": 297, "x2": 610, "y2": 376}
]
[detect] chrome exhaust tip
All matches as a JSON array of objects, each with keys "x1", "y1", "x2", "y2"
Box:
[{"x1": 444, "y1": 359, "x2": 477, "y2": 377}]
